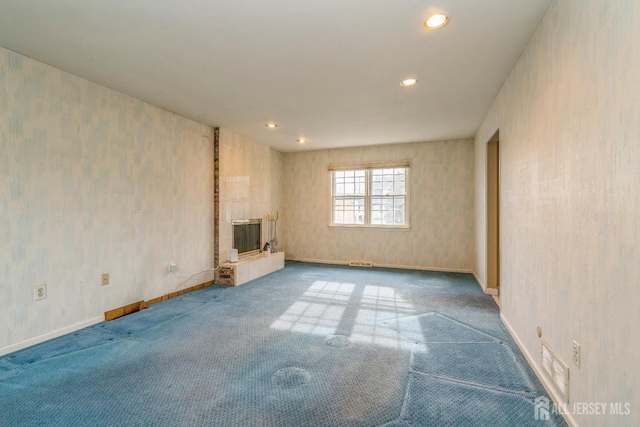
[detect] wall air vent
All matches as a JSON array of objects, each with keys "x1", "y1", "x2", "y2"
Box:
[
  {"x1": 348, "y1": 261, "x2": 373, "y2": 267},
  {"x1": 541, "y1": 339, "x2": 569, "y2": 402}
]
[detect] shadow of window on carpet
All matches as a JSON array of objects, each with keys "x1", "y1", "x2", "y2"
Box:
[{"x1": 271, "y1": 280, "x2": 420, "y2": 351}]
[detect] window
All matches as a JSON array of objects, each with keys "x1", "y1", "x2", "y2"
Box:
[{"x1": 331, "y1": 165, "x2": 409, "y2": 227}]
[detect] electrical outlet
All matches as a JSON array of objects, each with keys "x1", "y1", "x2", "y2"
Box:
[
  {"x1": 34, "y1": 284, "x2": 47, "y2": 301},
  {"x1": 572, "y1": 340, "x2": 581, "y2": 368},
  {"x1": 101, "y1": 273, "x2": 110, "y2": 286}
]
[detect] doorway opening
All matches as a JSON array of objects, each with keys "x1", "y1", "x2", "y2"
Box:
[{"x1": 487, "y1": 130, "x2": 500, "y2": 296}]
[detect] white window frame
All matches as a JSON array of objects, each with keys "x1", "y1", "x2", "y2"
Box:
[{"x1": 329, "y1": 162, "x2": 410, "y2": 229}]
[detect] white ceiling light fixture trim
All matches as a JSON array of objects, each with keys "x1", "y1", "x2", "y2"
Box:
[
  {"x1": 297, "y1": 138, "x2": 307, "y2": 144},
  {"x1": 400, "y1": 78, "x2": 418, "y2": 87},
  {"x1": 266, "y1": 123, "x2": 278, "y2": 128},
  {"x1": 424, "y1": 13, "x2": 449, "y2": 30}
]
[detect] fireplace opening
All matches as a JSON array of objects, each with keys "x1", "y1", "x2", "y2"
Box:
[{"x1": 232, "y1": 219, "x2": 262, "y2": 257}]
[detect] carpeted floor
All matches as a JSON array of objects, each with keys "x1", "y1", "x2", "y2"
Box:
[{"x1": 0, "y1": 262, "x2": 566, "y2": 426}]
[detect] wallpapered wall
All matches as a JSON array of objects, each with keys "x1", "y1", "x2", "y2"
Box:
[
  {"x1": 474, "y1": 1, "x2": 639, "y2": 425},
  {"x1": 283, "y1": 140, "x2": 474, "y2": 270},
  {"x1": 0, "y1": 47, "x2": 215, "y2": 353},
  {"x1": 218, "y1": 129, "x2": 283, "y2": 263}
]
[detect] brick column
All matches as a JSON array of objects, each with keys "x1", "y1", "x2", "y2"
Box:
[
  {"x1": 216, "y1": 266, "x2": 235, "y2": 286},
  {"x1": 213, "y1": 127, "x2": 221, "y2": 283}
]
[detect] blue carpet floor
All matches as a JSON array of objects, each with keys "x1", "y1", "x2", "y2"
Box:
[{"x1": 0, "y1": 262, "x2": 566, "y2": 426}]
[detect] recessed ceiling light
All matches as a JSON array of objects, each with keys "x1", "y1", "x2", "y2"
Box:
[
  {"x1": 424, "y1": 13, "x2": 449, "y2": 30},
  {"x1": 297, "y1": 138, "x2": 307, "y2": 144},
  {"x1": 400, "y1": 78, "x2": 418, "y2": 87},
  {"x1": 266, "y1": 123, "x2": 278, "y2": 128}
]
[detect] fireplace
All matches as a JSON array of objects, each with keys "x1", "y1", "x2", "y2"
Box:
[{"x1": 232, "y1": 219, "x2": 262, "y2": 257}]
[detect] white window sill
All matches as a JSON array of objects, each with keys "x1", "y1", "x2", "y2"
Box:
[{"x1": 328, "y1": 224, "x2": 410, "y2": 231}]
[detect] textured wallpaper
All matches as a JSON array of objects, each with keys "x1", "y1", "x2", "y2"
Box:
[
  {"x1": 474, "y1": 1, "x2": 639, "y2": 425},
  {"x1": 218, "y1": 129, "x2": 283, "y2": 262},
  {"x1": 0, "y1": 47, "x2": 214, "y2": 352},
  {"x1": 283, "y1": 140, "x2": 474, "y2": 270}
]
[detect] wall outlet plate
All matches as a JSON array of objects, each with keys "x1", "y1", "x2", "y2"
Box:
[
  {"x1": 34, "y1": 284, "x2": 47, "y2": 301},
  {"x1": 572, "y1": 340, "x2": 581, "y2": 368},
  {"x1": 101, "y1": 273, "x2": 109, "y2": 286}
]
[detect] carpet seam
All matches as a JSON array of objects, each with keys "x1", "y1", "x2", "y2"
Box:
[{"x1": 409, "y1": 369, "x2": 536, "y2": 400}]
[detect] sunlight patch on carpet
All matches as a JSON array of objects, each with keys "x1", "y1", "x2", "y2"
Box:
[{"x1": 271, "y1": 281, "x2": 419, "y2": 350}]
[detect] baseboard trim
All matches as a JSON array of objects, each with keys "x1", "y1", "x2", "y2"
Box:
[
  {"x1": 1, "y1": 279, "x2": 217, "y2": 357},
  {"x1": 297, "y1": 258, "x2": 472, "y2": 274},
  {"x1": 105, "y1": 280, "x2": 215, "y2": 321},
  {"x1": 377, "y1": 263, "x2": 472, "y2": 274},
  {"x1": 164, "y1": 280, "x2": 214, "y2": 300},
  {"x1": 298, "y1": 258, "x2": 349, "y2": 266},
  {"x1": 500, "y1": 313, "x2": 577, "y2": 427},
  {"x1": 471, "y1": 270, "x2": 485, "y2": 289},
  {"x1": 0, "y1": 316, "x2": 104, "y2": 357},
  {"x1": 470, "y1": 270, "x2": 500, "y2": 295},
  {"x1": 484, "y1": 287, "x2": 499, "y2": 296},
  {"x1": 105, "y1": 300, "x2": 145, "y2": 321}
]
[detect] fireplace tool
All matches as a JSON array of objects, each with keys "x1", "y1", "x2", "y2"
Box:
[{"x1": 267, "y1": 211, "x2": 278, "y2": 253}]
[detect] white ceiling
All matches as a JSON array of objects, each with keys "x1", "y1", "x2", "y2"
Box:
[{"x1": 0, "y1": 0, "x2": 550, "y2": 152}]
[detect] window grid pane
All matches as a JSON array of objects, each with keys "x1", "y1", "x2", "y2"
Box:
[
  {"x1": 371, "y1": 168, "x2": 405, "y2": 196},
  {"x1": 332, "y1": 168, "x2": 407, "y2": 226},
  {"x1": 370, "y1": 196, "x2": 405, "y2": 225},
  {"x1": 334, "y1": 170, "x2": 365, "y2": 196},
  {"x1": 333, "y1": 197, "x2": 365, "y2": 224}
]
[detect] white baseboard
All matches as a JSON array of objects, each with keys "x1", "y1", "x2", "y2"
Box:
[
  {"x1": 0, "y1": 316, "x2": 104, "y2": 357},
  {"x1": 470, "y1": 270, "x2": 500, "y2": 295},
  {"x1": 471, "y1": 270, "x2": 484, "y2": 287},
  {"x1": 297, "y1": 258, "x2": 472, "y2": 274},
  {"x1": 376, "y1": 263, "x2": 471, "y2": 274},
  {"x1": 484, "y1": 287, "x2": 499, "y2": 296},
  {"x1": 500, "y1": 313, "x2": 577, "y2": 427},
  {"x1": 299, "y1": 258, "x2": 349, "y2": 266}
]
